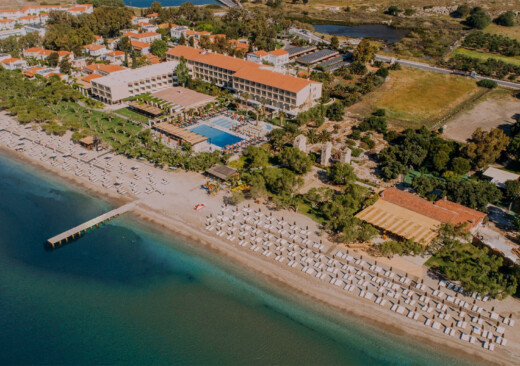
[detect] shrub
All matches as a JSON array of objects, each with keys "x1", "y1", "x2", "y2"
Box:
[
  {"x1": 375, "y1": 67, "x2": 389, "y2": 78},
  {"x1": 477, "y1": 79, "x2": 498, "y2": 88},
  {"x1": 495, "y1": 11, "x2": 515, "y2": 27},
  {"x1": 466, "y1": 9, "x2": 491, "y2": 29}
]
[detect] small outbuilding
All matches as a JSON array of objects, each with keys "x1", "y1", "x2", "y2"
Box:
[
  {"x1": 482, "y1": 167, "x2": 519, "y2": 189},
  {"x1": 79, "y1": 136, "x2": 97, "y2": 150},
  {"x1": 206, "y1": 165, "x2": 238, "y2": 181}
]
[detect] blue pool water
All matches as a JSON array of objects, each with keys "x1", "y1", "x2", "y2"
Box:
[
  {"x1": 210, "y1": 116, "x2": 239, "y2": 130},
  {"x1": 190, "y1": 124, "x2": 243, "y2": 148}
]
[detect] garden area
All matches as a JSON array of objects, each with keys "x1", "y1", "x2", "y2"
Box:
[{"x1": 114, "y1": 107, "x2": 151, "y2": 125}]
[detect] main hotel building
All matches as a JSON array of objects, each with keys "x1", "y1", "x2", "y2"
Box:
[{"x1": 166, "y1": 46, "x2": 322, "y2": 115}]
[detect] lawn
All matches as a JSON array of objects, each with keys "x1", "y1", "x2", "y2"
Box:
[
  {"x1": 114, "y1": 107, "x2": 150, "y2": 125},
  {"x1": 484, "y1": 23, "x2": 520, "y2": 42},
  {"x1": 450, "y1": 48, "x2": 520, "y2": 67},
  {"x1": 56, "y1": 102, "x2": 142, "y2": 145},
  {"x1": 348, "y1": 68, "x2": 480, "y2": 129}
]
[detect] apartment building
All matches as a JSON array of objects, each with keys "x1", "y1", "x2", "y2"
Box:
[
  {"x1": 105, "y1": 50, "x2": 125, "y2": 65},
  {"x1": 0, "y1": 19, "x2": 15, "y2": 30},
  {"x1": 0, "y1": 29, "x2": 25, "y2": 40},
  {"x1": 1, "y1": 57, "x2": 28, "y2": 70},
  {"x1": 83, "y1": 44, "x2": 107, "y2": 57},
  {"x1": 90, "y1": 61, "x2": 179, "y2": 104},
  {"x1": 23, "y1": 47, "x2": 73, "y2": 61},
  {"x1": 131, "y1": 40, "x2": 151, "y2": 55},
  {"x1": 0, "y1": 4, "x2": 93, "y2": 21},
  {"x1": 232, "y1": 66, "x2": 322, "y2": 113},
  {"x1": 123, "y1": 31, "x2": 161, "y2": 44},
  {"x1": 165, "y1": 46, "x2": 322, "y2": 113},
  {"x1": 247, "y1": 49, "x2": 289, "y2": 67}
]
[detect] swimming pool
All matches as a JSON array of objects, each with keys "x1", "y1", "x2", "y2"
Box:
[
  {"x1": 210, "y1": 116, "x2": 239, "y2": 129},
  {"x1": 189, "y1": 124, "x2": 243, "y2": 148}
]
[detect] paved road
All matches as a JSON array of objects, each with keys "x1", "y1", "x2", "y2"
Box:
[{"x1": 375, "y1": 54, "x2": 520, "y2": 90}]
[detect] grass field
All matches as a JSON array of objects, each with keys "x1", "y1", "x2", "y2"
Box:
[
  {"x1": 56, "y1": 102, "x2": 142, "y2": 144},
  {"x1": 484, "y1": 23, "x2": 520, "y2": 42},
  {"x1": 451, "y1": 48, "x2": 520, "y2": 67},
  {"x1": 114, "y1": 107, "x2": 150, "y2": 125},
  {"x1": 348, "y1": 68, "x2": 481, "y2": 129}
]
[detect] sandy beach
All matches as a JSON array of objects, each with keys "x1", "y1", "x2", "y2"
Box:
[{"x1": 1, "y1": 112, "x2": 519, "y2": 365}]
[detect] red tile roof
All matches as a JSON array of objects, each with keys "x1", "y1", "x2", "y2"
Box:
[
  {"x1": 107, "y1": 50, "x2": 124, "y2": 57},
  {"x1": 83, "y1": 44, "x2": 105, "y2": 51},
  {"x1": 131, "y1": 40, "x2": 151, "y2": 49},
  {"x1": 24, "y1": 66, "x2": 43, "y2": 77},
  {"x1": 166, "y1": 45, "x2": 203, "y2": 59},
  {"x1": 233, "y1": 66, "x2": 311, "y2": 93},
  {"x1": 85, "y1": 64, "x2": 126, "y2": 73},
  {"x1": 269, "y1": 49, "x2": 288, "y2": 57},
  {"x1": 380, "y1": 188, "x2": 486, "y2": 230},
  {"x1": 254, "y1": 50, "x2": 268, "y2": 57},
  {"x1": 81, "y1": 73, "x2": 102, "y2": 83}
]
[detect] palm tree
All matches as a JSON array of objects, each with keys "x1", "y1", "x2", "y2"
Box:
[{"x1": 242, "y1": 92, "x2": 250, "y2": 112}]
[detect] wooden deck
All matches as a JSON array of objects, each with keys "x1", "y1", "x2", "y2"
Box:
[{"x1": 47, "y1": 202, "x2": 137, "y2": 248}]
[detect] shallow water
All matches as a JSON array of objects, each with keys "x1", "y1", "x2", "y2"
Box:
[{"x1": 0, "y1": 153, "x2": 474, "y2": 365}]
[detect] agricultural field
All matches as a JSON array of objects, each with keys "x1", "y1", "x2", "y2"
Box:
[
  {"x1": 348, "y1": 68, "x2": 481, "y2": 129},
  {"x1": 450, "y1": 48, "x2": 520, "y2": 67},
  {"x1": 484, "y1": 23, "x2": 520, "y2": 42},
  {"x1": 442, "y1": 89, "x2": 519, "y2": 143}
]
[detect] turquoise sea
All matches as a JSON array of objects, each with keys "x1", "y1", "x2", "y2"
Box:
[{"x1": 0, "y1": 152, "x2": 475, "y2": 365}]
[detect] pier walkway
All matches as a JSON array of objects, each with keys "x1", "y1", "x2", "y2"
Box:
[
  {"x1": 47, "y1": 201, "x2": 137, "y2": 248},
  {"x1": 217, "y1": 0, "x2": 239, "y2": 7}
]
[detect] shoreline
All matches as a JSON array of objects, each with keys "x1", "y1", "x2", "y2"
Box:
[{"x1": 0, "y1": 121, "x2": 518, "y2": 365}]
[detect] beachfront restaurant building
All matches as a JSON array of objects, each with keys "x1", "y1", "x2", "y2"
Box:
[
  {"x1": 206, "y1": 165, "x2": 238, "y2": 182},
  {"x1": 165, "y1": 45, "x2": 322, "y2": 115},
  {"x1": 152, "y1": 122, "x2": 208, "y2": 152},
  {"x1": 356, "y1": 188, "x2": 486, "y2": 245},
  {"x1": 90, "y1": 61, "x2": 179, "y2": 104}
]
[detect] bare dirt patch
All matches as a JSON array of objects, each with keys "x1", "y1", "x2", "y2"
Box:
[{"x1": 442, "y1": 90, "x2": 519, "y2": 143}]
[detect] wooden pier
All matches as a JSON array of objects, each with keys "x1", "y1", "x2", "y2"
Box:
[{"x1": 46, "y1": 202, "x2": 137, "y2": 248}]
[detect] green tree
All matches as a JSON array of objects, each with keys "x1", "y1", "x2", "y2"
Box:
[
  {"x1": 353, "y1": 39, "x2": 377, "y2": 63},
  {"x1": 150, "y1": 39, "x2": 169, "y2": 59},
  {"x1": 386, "y1": 6, "x2": 402, "y2": 16},
  {"x1": 462, "y1": 128, "x2": 509, "y2": 169},
  {"x1": 504, "y1": 180, "x2": 520, "y2": 199},
  {"x1": 453, "y1": 4, "x2": 471, "y2": 18},
  {"x1": 450, "y1": 157, "x2": 470, "y2": 175},
  {"x1": 495, "y1": 11, "x2": 515, "y2": 27},
  {"x1": 466, "y1": 9, "x2": 491, "y2": 29},
  {"x1": 326, "y1": 102, "x2": 344, "y2": 121},
  {"x1": 59, "y1": 56, "x2": 71, "y2": 74},
  {"x1": 47, "y1": 52, "x2": 59, "y2": 67},
  {"x1": 118, "y1": 36, "x2": 131, "y2": 52},
  {"x1": 175, "y1": 56, "x2": 190, "y2": 87},
  {"x1": 330, "y1": 36, "x2": 339, "y2": 49},
  {"x1": 411, "y1": 175, "x2": 437, "y2": 197},
  {"x1": 228, "y1": 191, "x2": 245, "y2": 205},
  {"x1": 279, "y1": 147, "x2": 312, "y2": 174},
  {"x1": 477, "y1": 79, "x2": 498, "y2": 89},
  {"x1": 327, "y1": 162, "x2": 356, "y2": 185},
  {"x1": 432, "y1": 150, "x2": 450, "y2": 171},
  {"x1": 243, "y1": 145, "x2": 269, "y2": 169}
]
